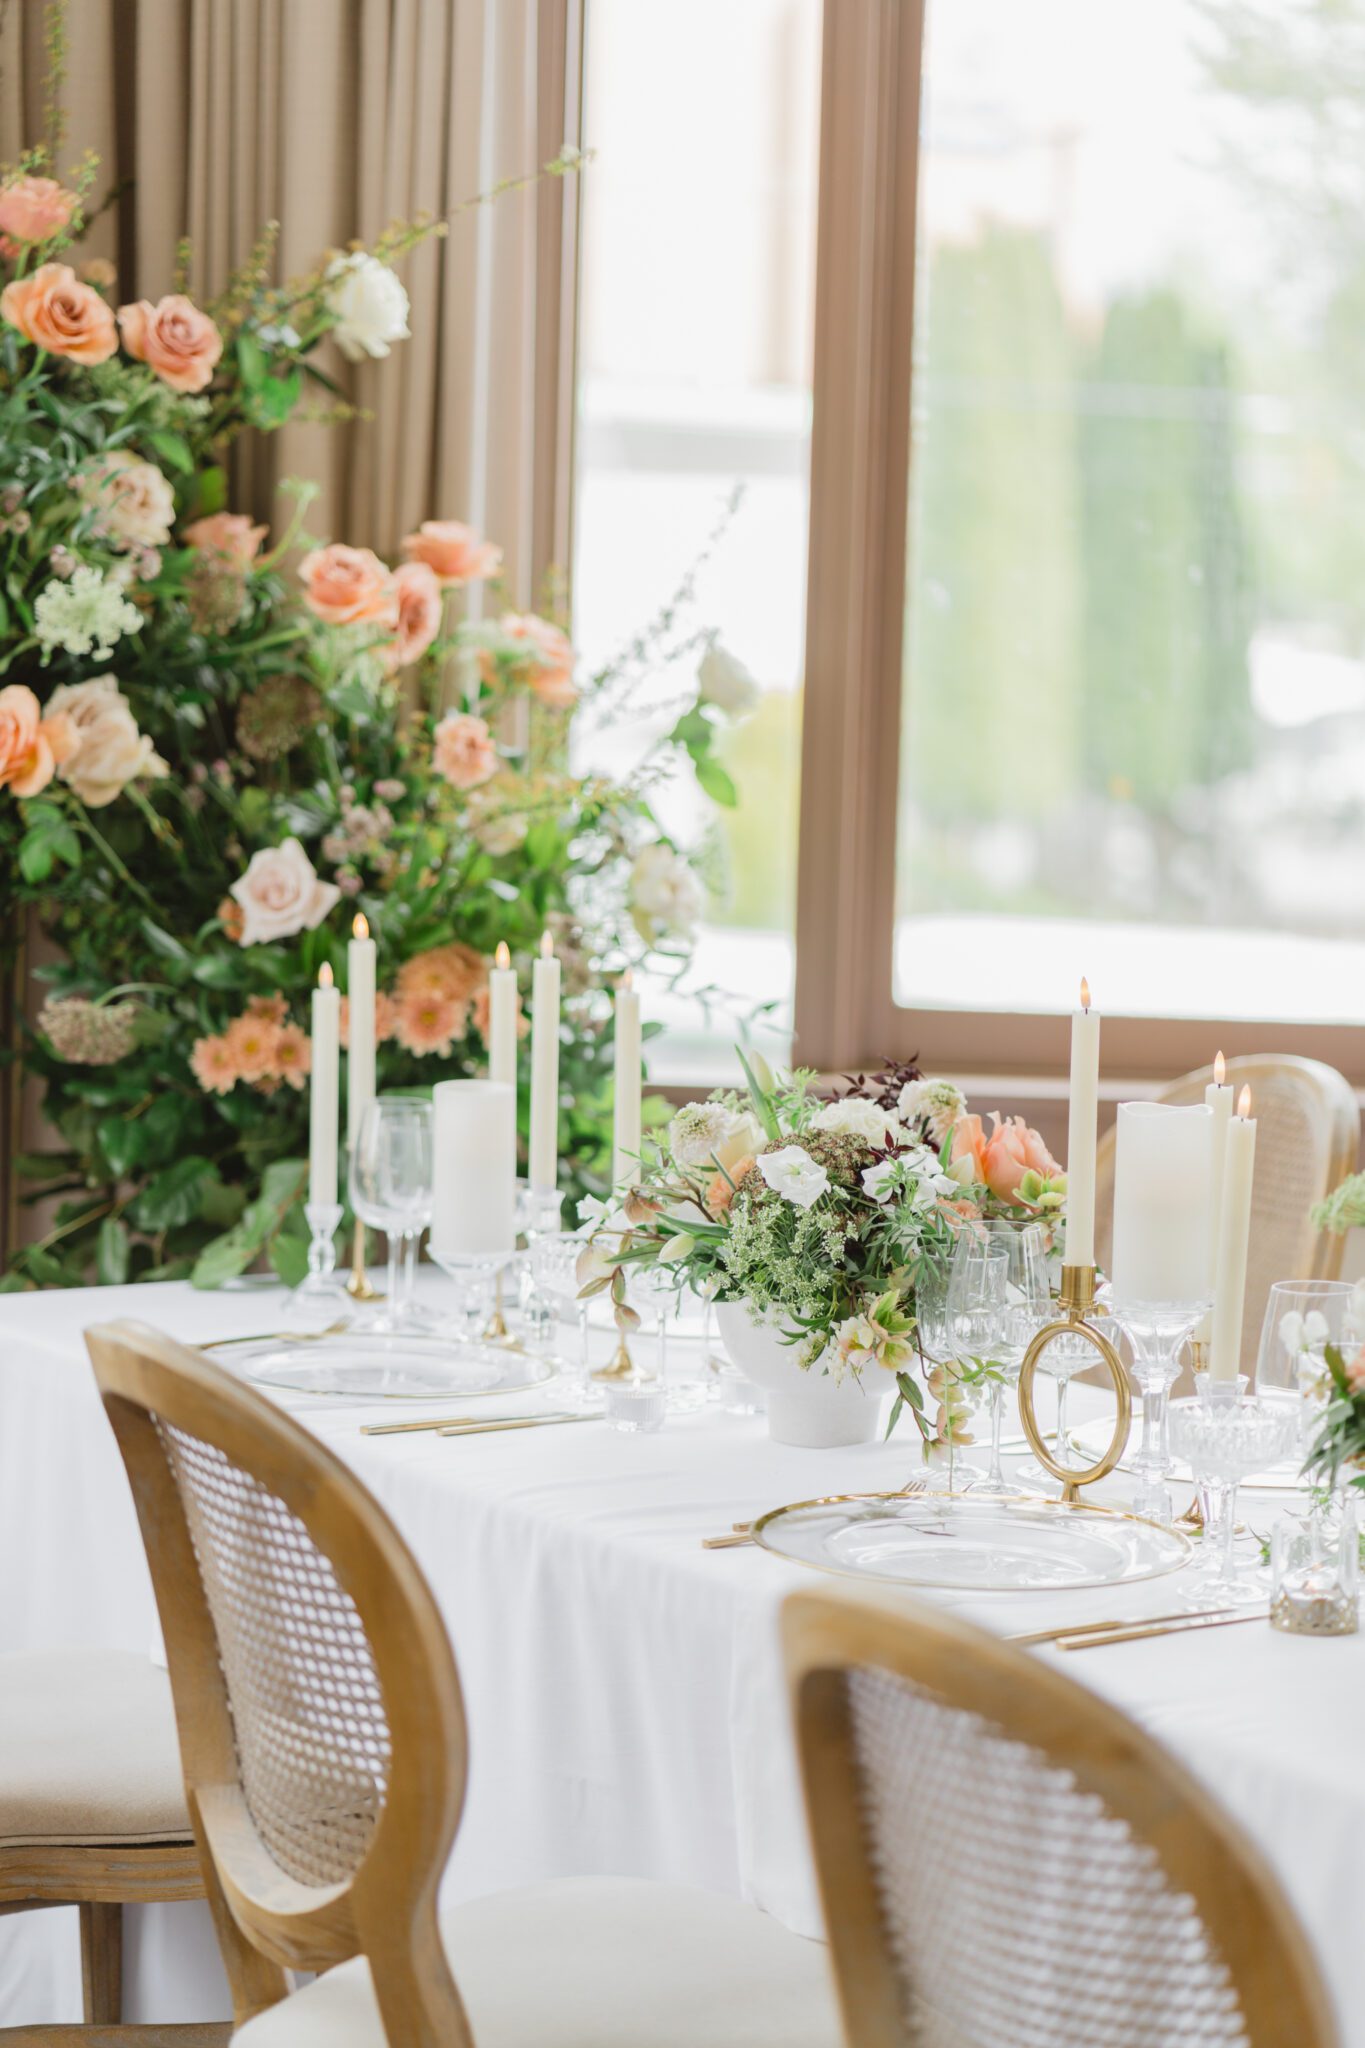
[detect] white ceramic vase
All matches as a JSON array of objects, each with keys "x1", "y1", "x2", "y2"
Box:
[{"x1": 714, "y1": 1300, "x2": 883, "y2": 1449}]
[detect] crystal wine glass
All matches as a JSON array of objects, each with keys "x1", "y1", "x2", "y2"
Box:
[
  {"x1": 1256, "y1": 1278, "x2": 1365, "y2": 1469},
  {"x1": 348, "y1": 1099, "x2": 433, "y2": 1333},
  {"x1": 1169, "y1": 1383, "x2": 1296, "y2": 1606}
]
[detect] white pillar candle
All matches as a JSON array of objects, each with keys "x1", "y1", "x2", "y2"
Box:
[
  {"x1": 431, "y1": 1079, "x2": 516, "y2": 1258},
  {"x1": 1110, "y1": 1101, "x2": 1214, "y2": 1303},
  {"x1": 1209, "y1": 1087, "x2": 1257, "y2": 1382},
  {"x1": 612, "y1": 969, "x2": 642, "y2": 1189},
  {"x1": 1063, "y1": 978, "x2": 1100, "y2": 1268},
  {"x1": 346, "y1": 912, "x2": 377, "y2": 1151},
  {"x1": 488, "y1": 940, "x2": 518, "y2": 1091},
  {"x1": 528, "y1": 930, "x2": 561, "y2": 1193},
  {"x1": 309, "y1": 962, "x2": 340, "y2": 1208}
]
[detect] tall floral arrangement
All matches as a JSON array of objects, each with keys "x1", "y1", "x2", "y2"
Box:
[{"x1": 0, "y1": 134, "x2": 745, "y2": 1289}]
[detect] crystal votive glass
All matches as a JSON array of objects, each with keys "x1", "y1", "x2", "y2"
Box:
[
  {"x1": 1168, "y1": 1384, "x2": 1297, "y2": 1606},
  {"x1": 1271, "y1": 1493, "x2": 1359, "y2": 1636}
]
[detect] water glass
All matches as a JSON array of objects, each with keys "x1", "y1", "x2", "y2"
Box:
[
  {"x1": 1256, "y1": 1279, "x2": 1365, "y2": 1464},
  {"x1": 946, "y1": 1237, "x2": 1009, "y2": 1495},
  {"x1": 1168, "y1": 1382, "x2": 1296, "y2": 1605},
  {"x1": 348, "y1": 1099, "x2": 433, "y2": 1331},
  {"x1": 529, "y1": 1231, "x2": 599, "y2": 1406}
]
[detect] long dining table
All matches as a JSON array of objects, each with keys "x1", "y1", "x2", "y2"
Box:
[{"x1": 1, "y1": 1274, "x2": 1361, "y2": 2038}]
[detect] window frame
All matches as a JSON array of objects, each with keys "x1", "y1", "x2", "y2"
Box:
[{"x1": 792, "y1": 0, "x2": 1365, "y2": 1092}]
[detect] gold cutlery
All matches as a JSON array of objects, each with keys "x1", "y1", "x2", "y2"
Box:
[
  {"x1": 1057, "y1": 1609, "x2": 1266, "y2": 1651},
  {"x1": 436, "y1": 1414, "x2": 599, "y2": 1438},
  {"x1": 362, "y1": 1411, "x2": 580, "y2": 1437},
  {"x1": 207, "y1": 1320, "x2": 350, "y2": 1350},
  {"x1": 1009, "y1": 1606, "x2": 1236, "y2": 1647}
]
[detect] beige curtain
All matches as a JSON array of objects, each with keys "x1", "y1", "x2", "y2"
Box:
[{"x1": 0, "y1": 0, "x2": 580, "y2": 597}]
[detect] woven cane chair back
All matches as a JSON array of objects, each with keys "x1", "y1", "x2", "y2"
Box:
[
  {"x1": 784, "y1": 1588, "x2": 1336, "y2": 2048},
  {"x1": 1096, "y1": 1056, "x2": 1358, "y2": 1378},
  {"x1": 86, "y1": 1321, "x2": 473, "y2": 2047}
]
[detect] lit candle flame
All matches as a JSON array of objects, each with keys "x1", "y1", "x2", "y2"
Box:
[
  {"x1": 540, "y1": 930, "x2": 554, "y2": 959},
  {"x1": 495, "y1": 940, "x2": 510, "y2": 970},
  {"x1": 1079, "y1": 976, "x2": 1090, "y2": 1012},
  {"x1": 1238, "y1": 1085, "x2": 1252, "y2": 1118},
  {"x1": 352, "y1": 912, "x2": 369, "y2": 940},
  {"x1": 318, "y1": 962, "x2": 334, "y2": 988},
  {"x1": 622, "y1": 967, "x2": 634, "y2": 991},
  {"x1": 1214, "y1": 1049, "x2": 1226, "y2": 1086}
]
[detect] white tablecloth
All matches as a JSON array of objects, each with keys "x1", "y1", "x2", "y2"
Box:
[{"x1": 1, "y1": 1278, "x2": 1361, "y2": 2037}]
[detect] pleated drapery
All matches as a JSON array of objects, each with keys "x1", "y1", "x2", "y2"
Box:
[{"x1": 0, "y1": 0, "x2": 581, "y2": 597}]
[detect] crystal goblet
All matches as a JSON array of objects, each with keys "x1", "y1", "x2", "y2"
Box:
[
  {"x1": 1168, "y1": 1383, "x2": 1296, "y2": 1606},
  {"x1": 1109, "y1": 1297, "x2": 1212, "y2": 1525}
]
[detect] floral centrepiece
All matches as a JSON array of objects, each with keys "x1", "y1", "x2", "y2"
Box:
[
  {"x1": 582, "y1": 1052, "x2": 1068, "y2": 1460},
  {"x1": 0, "y1": 133, "x2": 749, "y2": 1290}
]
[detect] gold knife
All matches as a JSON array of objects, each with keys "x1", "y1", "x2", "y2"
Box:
[
  {"x1": 437, "y1": 1414, "x2": 599, "y2": 1437},
  {"x1": 1010, "y1": 1606, "x2": 1237, "y2": 1646},
  {"x1": 362, "y1": 1411, "x2": 579, "y2": 1437},
  {"x1": 1057, "y1": 1610, "x2": 1265, "y2": 1651}
]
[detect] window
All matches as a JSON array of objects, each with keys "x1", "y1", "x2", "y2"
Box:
[
  {"x1": 896, "y1": 0, "x2": 1365, "y2": 1036},
  {"x1": 571, "y1": 0, "x2": 821, "y2": 1079}
]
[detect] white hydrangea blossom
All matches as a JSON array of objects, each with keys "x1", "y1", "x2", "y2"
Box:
[
  {"x1": 811, "y1": 1098, "x2": 908, "y2": 1148},
  {"x1": 34, "y1": 566, "x2": 143, "y2": 661},
  {"x1": 898, "y1": 1076, "x2": 966, "y2": 1146},
  {"x1": 668, "y1": 1101, "x2": 731, "y2": 1167}
]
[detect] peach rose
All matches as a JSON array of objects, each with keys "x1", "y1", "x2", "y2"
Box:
[
  {"x1": 949, "y1": 1113, "x2": 990, "y2": 1184},
  {"x1": 387, "y1": 560, "x2": 442, "y2": 669},
  {"x1": 228, "y1": 837, "x2": 340, "y2": 947},
  {"x1": 190, "y1": 1034, "x2": 239, "y2": 1096},
  {"x1": 432, "y1": 709, "x2": 497, "y2": 791},
  {"x1": 117, "y1": 293, "x2": 222, "y2": 394},
  {"x1": 706, "y1": 1156, "x2": 755, "y2": 1218},
  {"x1": 488, "y1": 613, "x2": 577, "y2": 708},
  {"x1": 401, "y1": 520, "x2": 502, "y2": 585},
  {"x1": 0, "y1": 684, "x2": 75, "y2": 798},
  {"x1": 394, "y1": 988, "x2": 466, "y2": 1057},
  {"x1": 46, "y1": 676, "x2": 166, "y2": 808},
  {"x1": 1, "y1": 263, "x2": 117, "y2": 364},
  {"x1": 184, "y1": 512, "x2": 267, "y2": 568},
  {"x1": 0, "y1": 175, "x2": 77, "y2": 250},
  {"x1": 980, "y1": 1113, "x2": 1060, "y2": 1205},
  {"x1": 298, "y1": 543, "x2": 398, "y2": 629}
]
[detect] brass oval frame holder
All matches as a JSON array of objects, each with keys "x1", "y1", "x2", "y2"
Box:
[{"x1": 1017, "y1": 1264, "x2": 1131, "y2": 1503}]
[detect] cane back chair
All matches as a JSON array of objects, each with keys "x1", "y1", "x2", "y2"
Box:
[
  {"x1": 1096, "y1": 1055, "x2": 1359, "y2": 1378},
  {"x1": 784, "y1": 1585, "x2": 1337, "y2": 2048},
  {"x1": 86, "y1": 1320, "x2": 840, "y2": 2048}
]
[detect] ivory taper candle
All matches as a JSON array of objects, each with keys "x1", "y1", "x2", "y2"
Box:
[
  {"x1": 1063, "y1": 978, "x2": 1100, "y2": 1267},
  {"x1": 612, "y1": 968, "x2": 642, "y2": 1189},
  {"x1": 309, "y1": 962, "x2": 340, "y2": 1207},
  {"x1": 1193, "y1": 1050, "x2": 1235, "y2": 1343},
  {"x1": 488, "y1": 940, "x2": 518, "y2": 1091},
  {"x1": 1209, "y1": 1086, "x2": 1257, "y2": 1382},
  {"x1": 528, "y1": 930, "x2": 560, "y2": 1192},
  {"x1": 346, "y1": 912, "x2": 377, "y2": 1151}
]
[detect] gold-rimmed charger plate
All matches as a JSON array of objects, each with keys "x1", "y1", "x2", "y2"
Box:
[
  {"x1": 751, "y1": 1491, "x2": 1192, "y2": 1592},
  {"x1": 212, "y1": 1331, "x2": 559, "y2": 1401}
]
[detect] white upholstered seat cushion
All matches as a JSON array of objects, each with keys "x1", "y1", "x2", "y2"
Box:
[
  {"x1": 0, "y1": 1649, "x2": 192, "y2": 1847},
  {"x1": 231, "y1": 1876, "x2": 842, "y2": 2048}
]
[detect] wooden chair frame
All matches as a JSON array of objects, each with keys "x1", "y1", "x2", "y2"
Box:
[
  {"x1": 85, "y1": 1321, "x2": 475, "y2": 2048},
  {"x1": 783, "y1": 1585, "x2": 1338, "y2": 2048},
  {"x1": 0, "y1": 1843, "x2": 222, "y2": 2047}
]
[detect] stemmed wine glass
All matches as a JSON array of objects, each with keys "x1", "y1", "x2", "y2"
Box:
[
  {"x1": 348, "y1": 1099, "x2": 433, "y2": 1333},
  {"x1": 1256, "y1": 1279, "x2": 1365, "y2": 1468},
  {"x1": 946, "y1": 1232, "x2": 1046, "y2": 1496}
]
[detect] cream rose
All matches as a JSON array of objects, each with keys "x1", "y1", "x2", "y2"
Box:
[
  {"x1": 46, "y1": 675, "x2": 166, "y2": 807},
  {"x1": 228, "y1": 837, "x2": 341, "y2": 947},
  {"x1": 630, "y1": 842, "x2": 703, "y2": 944},
  {"x1": 79, "y1": 451, "x2": 176, "y2": 549},
  {"x1": 324, "y1": 253, "x2": 411, "y2": 362}
]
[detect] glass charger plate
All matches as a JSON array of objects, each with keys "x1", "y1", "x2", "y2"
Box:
[
  {"x1": 212, "y1": 1331, "x2": 558, "y2": 1401},
  {"x1": 752, "y1": 1492, "x2": 1192, "y2": 1591},
  {"x1": 1065, "y1": 1415, "x2": 1306, "y2": 1491}
]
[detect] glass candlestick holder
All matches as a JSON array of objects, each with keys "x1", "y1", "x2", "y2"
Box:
[
  {"x1": 1108, "y1": 1296, "x2": 1211, "y2": 1525},
  {"x1": 292, "y1": 1202, "x2": 348, "y2": 1314},
  {"x1": 1271, "y1": 1494, "x2": 1359, "y2": 1636},
  {"x1": 517, "y1": 1183, "x2": 565, "y2": 1346},
  {"x1": 427, "y1": 1244, "x2": 517, "y2": 1354},
  {"x1": 1169, "y1": 1379, "x2": 1296, "y2": 1606}
]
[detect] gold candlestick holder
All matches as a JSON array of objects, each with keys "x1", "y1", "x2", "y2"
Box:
[
  {"x1": 346, "y1": 1220, "x2": 380, "y2": 1302},
  {"x1": 593, "y1": 1332, "x2": 640, "y2": 1383},
  {"x1": 1017, "y1": 1264, "x2": 1131, "y2": 1503}
]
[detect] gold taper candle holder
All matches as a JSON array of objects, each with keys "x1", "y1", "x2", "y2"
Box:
[
  {"x1": 346, "y1": 1220, "x2": 380, "y2": 1301},
  {"x1": 593, "y1": 1333, "x2": 639, "y2": 1383},
  {"x1": 1017, "y1": 1263, "x2": 1131, "y2": 1503}
]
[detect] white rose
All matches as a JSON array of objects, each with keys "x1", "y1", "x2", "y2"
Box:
[
  {"x1": 47, "y1": 675, "x2": 167, "y2": 807},
  {"x1": 698, "y1": 640, "x2": 759, "y2": 718},
  {"x1": 324, "y1": 254, "x2": 412, "y2": 363},
  {"x1": 229, "y1": 837, "x2": 341, "y2": 947},
  {"x1": 630, "y1": 843, "x2": 703, "y2": 944},
  {"x1": 78, "y1": 451, "x2": 175, "y2": 548},
  {"x1": 811, "y1": 1098, "x2": 907, "y2": 1148}
]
